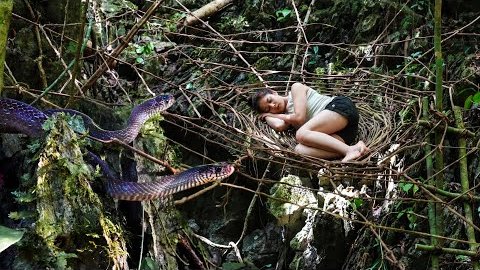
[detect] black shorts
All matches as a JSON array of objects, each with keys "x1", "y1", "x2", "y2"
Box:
[{"x1": 325, "y1": 96, "x2": 359, "y2": 145}]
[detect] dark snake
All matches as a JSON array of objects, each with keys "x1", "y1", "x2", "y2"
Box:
[{"x1": 0, "y1": 96, "x2": 234, "y2": 201}]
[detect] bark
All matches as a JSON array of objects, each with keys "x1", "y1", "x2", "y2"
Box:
[
  {"x1": 184, "y1": 0, "x2": 234, "y2": 27},
  {"x1": 433, "y1": 0, "x2": 445, "y2": 249}
]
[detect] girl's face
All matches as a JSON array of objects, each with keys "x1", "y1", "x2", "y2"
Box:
[{"x1": 258, "y1": 92, "x2": 285, "y2": 114}]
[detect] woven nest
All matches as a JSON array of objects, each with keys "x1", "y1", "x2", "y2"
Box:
[{"x1": 167, "y1": 69, "x2": 428, "y2": 182}]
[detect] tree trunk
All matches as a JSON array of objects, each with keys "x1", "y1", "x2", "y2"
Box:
[{"x1": 0, "y1": 1, "x2": 13, "y2": 95}]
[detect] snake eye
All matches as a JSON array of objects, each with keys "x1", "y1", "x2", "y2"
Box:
[{"x1": 215, "y1": 167, "x2": 223, "y2": 174}]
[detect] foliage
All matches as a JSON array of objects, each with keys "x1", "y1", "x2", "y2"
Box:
[
  {"x1": 0, "y1": 225, "x2": 24, "y2": 253},
  {"x1": 133, "y1": 41, "x2": 155, "y2": 64},
  {"x1": 218, "y1": 15, "x2": 249, "y2": 33},
  {"x1": 307, "y1": 46, "x2": 321, "y2": 66},
  {"x1": 464, "y1": 92, "x2": 480, "y2": 109},
  {"x1": 395, "y1": 179, "x2": 421, "y2": 230},
  {"x1": 140, "y1": 257, "x2": 159, "y2": 270},
  {"x1": 275, "y1": 8, "x2": 291, "y2": 21}
]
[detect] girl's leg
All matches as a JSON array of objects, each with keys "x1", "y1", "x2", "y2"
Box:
[
  {"x1": 295, "y1": 110, "x2": 367, "y2": 162},
  {"x1": 295, "y1": 143, "x2": 342, "y2": 159}
]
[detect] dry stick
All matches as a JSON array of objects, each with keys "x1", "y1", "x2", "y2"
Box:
[
  {"x1": 396, "y1": 14, "x2": 480, "y2": 79},
  {"x1": 286, "y1": 0, "x2": 315, "y2": 90},
  {"x1": 453, "y1": 106, "x2": 480, "y2": 269},
  {"x1": 66, "y1": 0, "x2": 90, "y2": 108},
  {"x1": 175, "y1": 0, "x2": 269, "y2": 88},
  {"x1": 80, "y1": 0, "x2": 163, "y2": 92},
  {"x1": 192, "y1": 232, "x2": 244, "y2": 264},
  {"x1": 183, "y1": 0, "x2": 234, "y2": 27},
  {"x1": 356, "y1": 211, "x2": 405, "y2": 270},
  {"x1": 31, "y1": 14, "x2": 92, "y2": 104},
  {"x1": 24, "y1": 0, "x2": 47, "y2": 89},
  {"x1": 355, "y1": 0, "x2": 410, "y2": 72},
  {"x1": 132, "y1": 66, "x2": 154, "y2": 96},
  {"x1": 174, "y1": 181, "x2": 220, "y2": 206},
  {"x1": 234, "y1": 161, "x2": 271, "y2": 246},
  {"x1": 87, "y1": 136, "x2": 179, "y2": 174},
  {"x1": 405, "y1": 136, "x2": 480, "y2": 204}
]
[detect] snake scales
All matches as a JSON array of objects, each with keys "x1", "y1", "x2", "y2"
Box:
[{"x1": 0, "y1": 96, "x2": 234, "y2": 201}]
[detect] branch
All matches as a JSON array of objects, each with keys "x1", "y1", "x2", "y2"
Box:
[
  {"x1": 183, "y1": 0, "x2": 234, "y2": 27},
  {"x1": 80, "y1": 0, "x2": 163, "y2": 92},
  {"x1": 418, "y1": 119, "x2": 475, "y2": 137}
]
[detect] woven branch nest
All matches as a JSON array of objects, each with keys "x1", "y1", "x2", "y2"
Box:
[{"x1": 168, "y1": 70, "x2": 429, "y2": 178}]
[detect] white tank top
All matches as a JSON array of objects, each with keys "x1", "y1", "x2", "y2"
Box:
[{"x1": 286, "y1": 88, "x2": 334, "y2": 121}]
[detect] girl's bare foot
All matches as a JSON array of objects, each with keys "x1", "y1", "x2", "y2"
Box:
[
  {"x1": 355, "y1": 141, "x2": 369, "y2": 155},
  {"x1": 342, "y1": 149, "x2": 361, "y2": 162},
  {"x1": 342, "y1": 141, "x2": 369, "y2": 162}
]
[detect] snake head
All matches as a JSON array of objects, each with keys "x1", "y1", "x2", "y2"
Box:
[
  {"x1": 193, "y1": 162, "x2": 235, "y2": 182},
  {"x1": 152, "y1": 94, "x2": 175, "y2": 111},
  {"x1": 211, "y1": 162, "x2": 235, "y2": 179}
]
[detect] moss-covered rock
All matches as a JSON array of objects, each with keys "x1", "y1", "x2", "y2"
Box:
[
  {"x1": 14, "y1": 114, "x2": 128, "y2": 270},
  {"x1": 267, "y1": 175, "x2": 317, "y2": 227}
]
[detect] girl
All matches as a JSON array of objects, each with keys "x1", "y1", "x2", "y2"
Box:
[{"x1": 250, "y1": 82, "x2": 368, "y2": 162}]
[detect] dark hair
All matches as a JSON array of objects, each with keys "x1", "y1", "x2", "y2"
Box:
[{"x1": 249, "y1": 89, "x2": 274, "y2": 113}]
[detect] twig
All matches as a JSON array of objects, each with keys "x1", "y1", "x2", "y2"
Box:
[
  {"x1": 24, "y1": 0, "x2": 47, "y2": 89},
  {"x1": 80, "y1": 0, "x2": 163, "y2": 91}
]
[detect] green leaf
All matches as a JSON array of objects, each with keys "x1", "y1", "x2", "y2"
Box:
[
  {"x1": 222, "y1": 262, "x2": 246, "y2": 270},
  {"x1": 353, "y1": 198, "x2": 363, "y2": 210},
  {"x1": 140, "y1": 257, "x2": 159, "y2": 270},
  {"x1": 66, "y1": 42, "x2": 77, "y2": 53},
  {"x1": 136, "y1": 46, "x2": 145, "y2": 54},
  {"x1": 413, "y1": 184, "x2": 419, "y2": 195},
  {"x1": 147, "y1": 42, "x2": 155, "y2": 53},
  {"x1": 276, "y1": 8, "x2": 291, "y2": 21},
  {"x1": 0, "y1": 225, "x2": 24, "y2": 253},
  {"x1": 473, "y1": 92, "x2": 480, "y2": 103},
  {"x1": 402, "y1": 183, "x2": 413, "y2": 193},
  {"x1": 136, "y1": 57, "x2": 145, "y2": 64}
]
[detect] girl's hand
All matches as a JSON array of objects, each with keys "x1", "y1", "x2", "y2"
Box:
[{"x1": 259, "y1": 113, "x2": 272, "y2": 121}]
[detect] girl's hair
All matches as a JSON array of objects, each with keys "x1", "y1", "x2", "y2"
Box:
[{"x1": 248, "y1": 89, "x2": 273, "y2": 112}]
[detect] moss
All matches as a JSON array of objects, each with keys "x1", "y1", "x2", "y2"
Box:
[
  {"x1": 254, "y1": 56, "x2": 273, "y2": 71},
  {"x1": 267, "y1": 175, "x2": 306, "y2": 226},
  {"x1": 0, "y1": 1, "x2": 13, "y2": 95},
  {"x1": 14, "y1": 114, "x2": 128, "y2": 269}
]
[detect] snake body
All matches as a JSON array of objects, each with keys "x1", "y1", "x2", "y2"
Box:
[{"x1": 0, "y1": 96, "x2": 234, "y2": 201}]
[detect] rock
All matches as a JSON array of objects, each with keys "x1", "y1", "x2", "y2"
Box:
[
  {"x1": 242, "y1": 222, "x2": 282, "y2": 268},
  {"x1": 267, "y1": 175, "x2": 317, "y2": 227}
]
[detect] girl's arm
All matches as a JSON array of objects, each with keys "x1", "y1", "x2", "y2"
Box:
[
  {"x1": 260, "y1": 83, "x2": 309, "y2": 129},
  {"x1": 264, "y1": 116, "x2": 290, "y2": 132}
]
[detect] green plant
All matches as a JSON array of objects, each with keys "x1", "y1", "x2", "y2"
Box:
[
  {"x1": 307, "y1": 46, "x2": 321, "y2": 66},
  {"x1": 410, "y1": 0, "x2": 428, "y2": 11},
  {"x1": 396, "y1": 179, "x2": 420, "y2": 230},
  {"x1": 218, "y1": 15, "x2": 249, "y2": 33},
  {"x1": 464, "y1": 91, "x2": 480, "y2": 109},
  {"x1": 398, "y1": 181, "x2": 419, "y2": 196},
  {"x1": 0, "y1": 225, "x2": 24, "y2": 253},
  {"x1": 133, "y1": 41, "x2": 155, "y2": 64},
  {"x1": 276, "y1": 8, "x2": 291, "y2": 21}
]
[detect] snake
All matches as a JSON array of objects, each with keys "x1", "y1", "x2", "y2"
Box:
[{"x1": 0, "y1": 96, "x2": 235, "y2": 201}]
